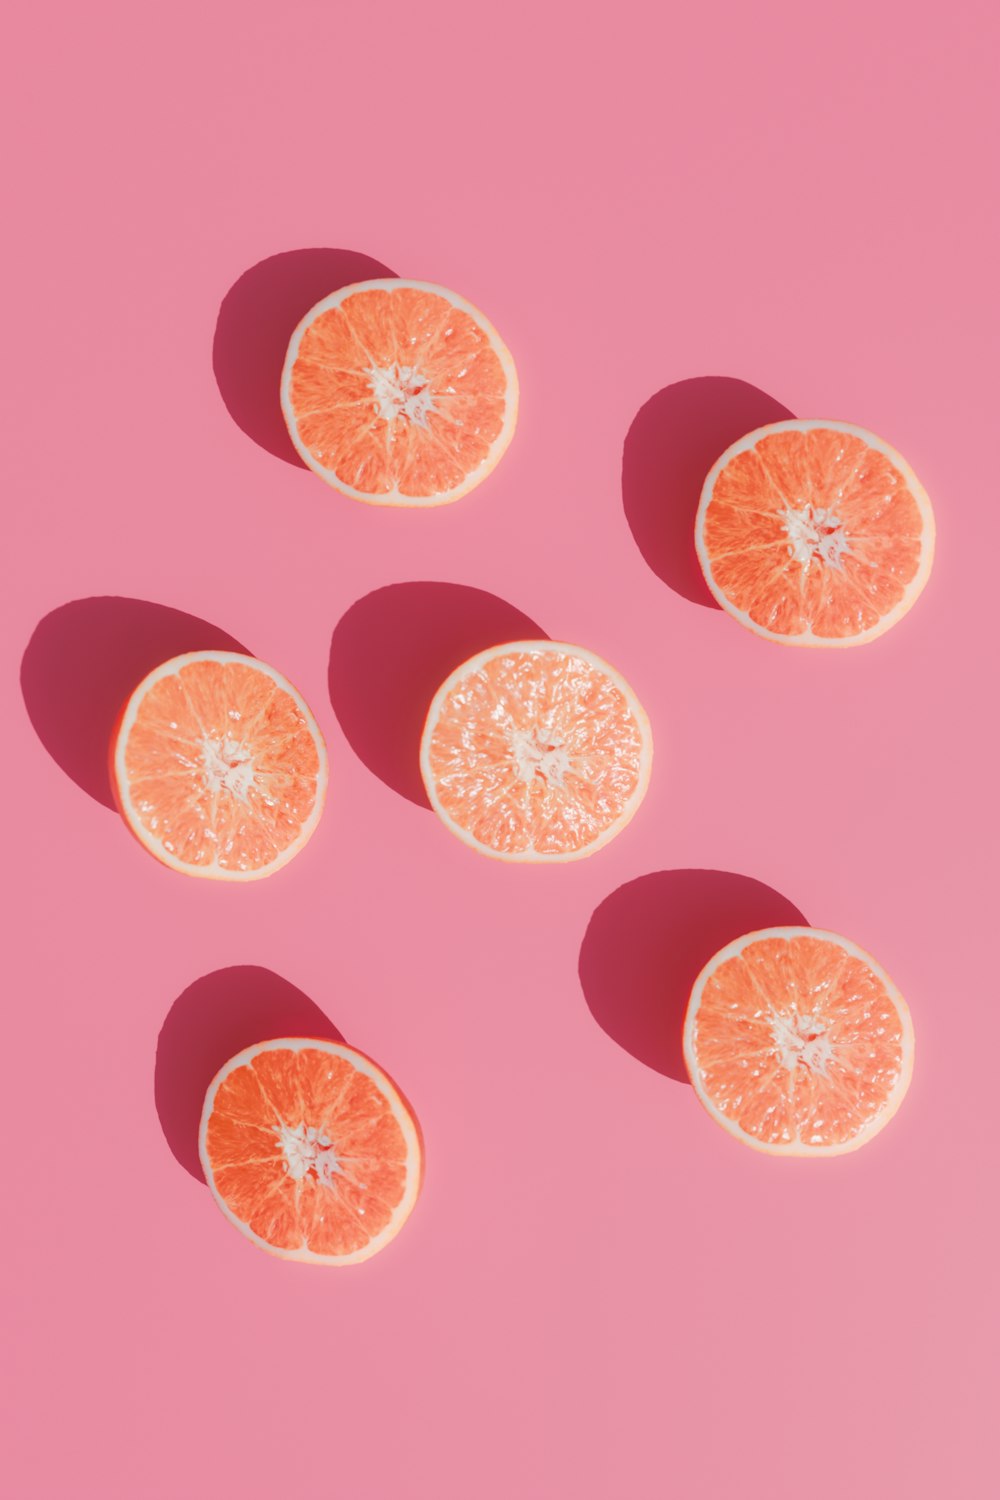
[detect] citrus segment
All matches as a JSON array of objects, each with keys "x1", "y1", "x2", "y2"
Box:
[
  {"x1": 280, "y1": 279, "x2": 518, "y2": 506},
  {"x1": 199, "y1": 1039, "x2": 422, "y2": 1264},
  {"x1": 112, "y1": 651, "x2": 327, "y2": 880},
  {"x1": 684, "y1": 927, "x2": 914, "y2": 1155},
  {"x1": 420, "y1": 642, "x2": 652, "y2": 861},
  {"x1": 695, "y1": 420, "x2": 934, "y2": 645}
]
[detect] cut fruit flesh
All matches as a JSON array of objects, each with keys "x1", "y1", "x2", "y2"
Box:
[
  {"x1": 684, "y1": 927, "x2": 914, "y2": 1156},
  {"x1": 199, "y1": 1038, "x2": 422, "y2": 1265},
  {"x1": 695, "y1": 420, "x2": 935, "y2": 646},
  {"x1": 280, "y1": 279, "x2": 518, "y2": 506},
  {"x1": 420, "y1": 641, "x2": 652, "y2": 861},
  {"x1": 112, "y1": 651, "x2": 327, "y2": 880}
]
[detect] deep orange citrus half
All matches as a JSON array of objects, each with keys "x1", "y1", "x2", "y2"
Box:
[
  {"x1": 112, "y1": 651, "x2": 327, "y2": 880},
  {"x1": 199, "y1": 1038, "x2": 422, "y2": 1265},
  {"x1": 280, "y1": 279, "x2": 518, "y2": 505},
  {"x1": 695, "y1": 420, "x2": 934, "y2": 645},
  {"x1": 684, "y1": 927, "x2": 914, "y2": 1156},
  {"x1": 420, "y1": 642, "x2": 652, "y2": 861}
]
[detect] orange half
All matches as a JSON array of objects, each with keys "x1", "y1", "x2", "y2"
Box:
[
  {"x1": 280, "y1": 279, "x2": 518, "y2": 506},
  {"x1": 112, "y1": 651, "x2": 327, "y2": 880},
  {"x1": 199, "y1": 1038, "x2": 422, "y2": 1265},
  {"x1": 695, "y1": 420, "x2": 934, "y2": 645},
  {"x1": 420, "y1": 641, "x2": 652, "y2": 861},
  {"x1": 683, "y1": 927, "x2": 914, "y2": 1156}
]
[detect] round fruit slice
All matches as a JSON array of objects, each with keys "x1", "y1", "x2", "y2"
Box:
[
  {"x1": 420, "y1": 641, "x2": 652, "y2": 861},
  {"x1": 695, "y1": 420, "x2": 934, "y2": 646},
  {"x1": 684, "y1": 927, "x2": 914, "y2": 1156},
  {"x1": 280, "y1": 279, "x2": 518, "y2": 506},
  {"x1": 199, "y1": 1038, "x2": 422, "y2": 1265},
  {"x1": 112, "y1": 651, "x2": 327, "y2": 880}
]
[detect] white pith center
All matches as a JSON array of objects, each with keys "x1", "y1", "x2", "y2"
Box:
[
  {"x1": 276, "y1": 1122, "x2": 344, "y2": 1187},
  {"x1": 771, "y1": 1012, "x2": 834, "y2": 1076},
  {"x1": 782, "y1": 502, "x2": 852, "y2": 569},
  {"x1": 367, "y1": 363, "x2": 436, "y2": 428},
  {"x1": 511, "y1": 728, "x2": 571, "y2": 788},
  {"x1": 201, "y1": 736, "x2": 256, "y2": 801}
]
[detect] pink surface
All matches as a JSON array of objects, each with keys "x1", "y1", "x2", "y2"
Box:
[{"x1": 4, "y1": 2, "x2": 998, "y2": 1495}]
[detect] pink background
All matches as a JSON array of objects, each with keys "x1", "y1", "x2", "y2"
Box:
[{"x1": 5, "y1": 2, "x2": 998, "y2": 1495}]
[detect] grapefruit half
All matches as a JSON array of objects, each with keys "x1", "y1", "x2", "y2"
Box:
[
  {"x1": 199, "y1": 1038, "x2": 422, "y2": 1265},
  {"x1": 420, "y1": 641, "x2": 652, "y2": 861},
  {"x1": 684, "y1": 926, "x2": 914, "y2": 1156},
  {"x1": 112, "y1": 651, "x2": 327, "y2": 880},
  {"x1": 695, "y1": 420, "x2": 934, "y2": 645},
  {"x1": 280, "y1": 279, "x2": 518, "y2": 505}
]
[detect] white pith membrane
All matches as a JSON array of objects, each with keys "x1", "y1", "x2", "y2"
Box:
[
  {"x1": 419, "y1": 641, "x2": 653, "y2": 862},
  {"x1": 280, "y1": 278, "x2": 519, "y2": 507},
  {"x1": 781, "y1": 502, "x2": 852, "y2": 570},
  {"x1": 366, "y1": 361, "x2": 436, "y2": 427},
  {"x1": 200, "y1": 734, "x2": 256, "y2": 800},
  {"x1": 275, "y1": 1122, "x2": 343, "y2": 1187},
  {"x1": 198, "y1": 1038, "x2": 422, "y2": 1266},
  {"x1": 511, "y1": 727, "x2": 572, "y2": 787},
  {"x1": 769, "y1": 1009, "x2": 834, "y2": 1075},
  {"x1": 112, "y1": 651, "x2": 328, "y2": 881},
  {"x1": 683, "y1": 927, "x2": 915, "y2": 1157},
  {"x1": 694, "y1": 419, "x2": 935, "y2": 647}
]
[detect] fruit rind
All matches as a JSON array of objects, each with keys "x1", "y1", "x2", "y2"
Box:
[
  {"x1": 198, "y1": 1037, "x2": 423, "y2": 1265},
  {"x1": 694, "y1": 419, "x2": 936, "y2": 647},
  {"x1": 683, "y1": 925, "x2": 915, "y2": 1157}
]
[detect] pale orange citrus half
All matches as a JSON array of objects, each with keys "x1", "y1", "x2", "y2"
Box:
[
  {"x1": 280, "y1": 279, "x2": 518, "y2": 505},
  {"x1": 684, "y1": 927, "x2": 914, "y2": 1156},
  {"x1": 695, "y1": 420, "x2": 934, "y2": 645},
  {"x1": 112, "y1": 651, "x2": 327, "y2": 880},
  {"x1": 199, "y1": 1038, "x2": 422, "y2": 1265},
  {"x1": 420, "y1": 642, "x2": 652, "y2": 861}
]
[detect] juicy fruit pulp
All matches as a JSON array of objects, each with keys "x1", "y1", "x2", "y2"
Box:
[
  {"x1": 684, "y1": 927, "x2": 914, "y2": 1155},
  {"x1": 112, "y1": 652, "x2": 327, "y2": 880},
  {"x1": 420, "y1": 642, "x2": 652, "y2": 861},
  {"x1": 199, "y1": 1039, "x2": 422, "y2": 1264},
  {"x1": 281, "y1": 279, "x2": 518, "y2": 506},
  {"x1": 696, "y1": 420, "x2": 934, "y2": 645}
]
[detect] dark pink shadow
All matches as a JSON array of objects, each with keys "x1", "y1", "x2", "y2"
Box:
[
  {"x1": 212, "y1": 247, "x2": 396, "y2": 465},
  {"x1": 579, "y1": 869, "x2": 808, "y2": 1081},
  {"x1": 155, "y1": 966, "x2": 344, "y2": 1182},
  {"x1": 20, "y1": 597, "x2": 249, "y2": 808},
  {"x1": 329, "y1": 581, "x2": 547, "y2": 807},
  {"x1": 623, "y1": 376, "x2": 794, "y2": 606}
]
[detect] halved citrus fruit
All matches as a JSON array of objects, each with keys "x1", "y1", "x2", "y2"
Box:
[
  {"x1": 280, "y1": 279, "x2": 518, "y2": 505},
  {"x1": 684, "y1": 927, "x2": 914, "y2": 1155},
  {"x1": 695, "y1": 420, "x2": 934, "y2": 645},
  {"x1": 199, "y1": 1038, "x2": 422, "y2": 1265},
  {"x1": 112, "y1": 651, "x2": 327, "y2": 880},
  {"x1": 420, "y1": 642, "x2": 652, "y2": 861}
]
